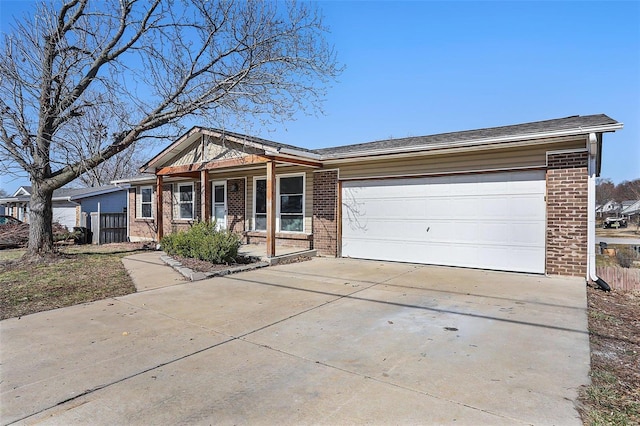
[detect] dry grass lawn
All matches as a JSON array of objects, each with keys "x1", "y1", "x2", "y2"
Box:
[{"x1": 0, "y1": 243, "x2": 145, "y2": 320}]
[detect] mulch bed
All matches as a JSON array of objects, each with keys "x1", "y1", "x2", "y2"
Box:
[
  {"x1": 172, "y1": 254, "x2": 313, "y2": 273},
  {"x1": 579, "y1": 286, "x2": 640, "y2": 424},
  {"x1": 173, "y1": 255, "x2": 261, "y2": 273}
]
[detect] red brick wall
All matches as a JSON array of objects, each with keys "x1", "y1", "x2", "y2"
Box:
[
  {"x1": 245, "y1": 231, "x2": 313, "y2": 249},
  {"x1": 128, "y1": 187, "x2": 157, "y2": 241},
  {"x1": 312, "y1": 170, "x2": 339, "y2": 256},
  {"x1": 546, "y1": 151, "x2": 589, "y2": 277},
  {"x1": 227, "y1": 178, "x2": 245, "y2": 235}
]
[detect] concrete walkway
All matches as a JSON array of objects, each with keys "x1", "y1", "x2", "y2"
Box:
[
  {"x1": 1, "y1": 253, "x2": 590, "y2": 425},
  {"x1": 596, "y1": 236, "x2": 640, "y2": 245}
]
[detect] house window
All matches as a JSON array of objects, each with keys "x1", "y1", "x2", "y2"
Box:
[
  {"x1": 254, "y1": 179, "x2": 267, "y2": 231},
  {"x1": 279, "y1": 176, "x2": 304, "y2": 232},
  {"x1": 140, "y1": 186, "x2": 153, "y2": 218},
  {"x1": 253, "y1": 174, "x2": 304, "y2": 232},
  {"x1": 178, "y1": 183, "x2": 194, "y2": 219}
]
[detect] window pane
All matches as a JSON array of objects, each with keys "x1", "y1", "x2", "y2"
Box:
[
  {"x1": 214, "y1": 206, "x2": 225, "y2": 223},
  {"x1": 281, "y1": 215, "x2": 303, "y2": 232},
  {"x1": 255, "y1": 214, "x2": 266, "y2": 231},
  {"x1": 280, "y1": 195, "x2": 302, "y2": 213},
  {"x1": 179, "y1": 186, "x2": 193, "y2": 202},
  {"x1": 214, "y1": 186, "x2": 224, "y2": 202},
  {"x1": 141, "y1": 187, "x2": 152, "y2": 203},
  {"x1": 142, "y1": 204, "x2": 152, "y2": 218},
  {"x1": 280, "y1": 176, "x2": 303, "y2": 194},
  {"x1": 180, "y1": 203, "x2": 193, "y2": 219},
  {"x1": 255, "y1": 179, "x2": 266, "y2": 214}
]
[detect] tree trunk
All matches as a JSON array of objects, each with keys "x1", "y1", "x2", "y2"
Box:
[{"x1": 27, "y1": 184, "x2": 55, "y2": 255}]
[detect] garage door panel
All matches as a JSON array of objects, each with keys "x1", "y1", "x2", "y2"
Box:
[{"x1": 341, "y1": 171, "x2": 546, "y2": 273}]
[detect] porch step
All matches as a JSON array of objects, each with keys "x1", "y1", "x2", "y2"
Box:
[{"x1": 258, "y1": 249, "x2": 317, "y2": 266}]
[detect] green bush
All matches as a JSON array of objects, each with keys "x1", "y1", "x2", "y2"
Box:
[{"x1": 161, "y1": 221, "x2": 241, "y2": 264}]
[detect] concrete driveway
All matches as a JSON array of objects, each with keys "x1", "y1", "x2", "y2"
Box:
[{"x1": 1, "y1": 255, "x2": 589, "y2": 425}]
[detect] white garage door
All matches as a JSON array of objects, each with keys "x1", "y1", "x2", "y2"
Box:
[
  {"x1": 53, "y1": 206, "x2": 77, "y2": 230},
  {"x1": 341, "y1": 171, "x2": 546, "y2": 273}
]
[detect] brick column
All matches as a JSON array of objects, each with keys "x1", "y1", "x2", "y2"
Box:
[
  {"x1": 162, "y1": 183, "x2": 173, "y2": 238},
  {"x1": 227, "y1": 178, "x2": 245, "y2": 235},
  {"x1": 546, "y1": 151, "x2": 589, "y2": 277},
  {"x1": 312, "y1": 170, "x2": 339, "y2": 256}
]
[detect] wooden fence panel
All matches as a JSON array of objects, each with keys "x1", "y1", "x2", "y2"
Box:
[
  {"x1": 596, "y1": 266, "x2": 640, "y2": 292},
  {"x1": 99, "y1": 213, "x2": 127, "y2": 244}
]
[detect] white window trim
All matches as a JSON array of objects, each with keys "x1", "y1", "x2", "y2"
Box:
[
  {"x1": 253, "y1": 176, "x2": 267, "y2": 232},
  {"x1": 138, "y1": 185, "x2": 154, "y2": 219},
  {"x1": 253, "y1": 173, "x2": 305, "y2": 233},
  {"x1": 177, "y1": 182, "x2": 195, "y2": 220},
  {"x1": 211, "y1": 180, "x2": 227, "y2": 230}
]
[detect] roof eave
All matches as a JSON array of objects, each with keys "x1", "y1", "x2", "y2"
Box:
[
  {"x1": 112, "y1": 175, "x2": 157, "y2": 185},
  {"x1": 68, "y1": 186, "x2": 125, "y2": 201},
  {"x1": 321, "y1": 123, "x2": 624, "y2": 160}
]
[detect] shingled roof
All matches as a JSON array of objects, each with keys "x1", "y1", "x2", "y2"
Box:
[
  {"x1": 135, "y1": 113, "x2": 620, "y2": 177},
  {"x1": 315, "y1": 114, "x2": 620, "y2": 158}
]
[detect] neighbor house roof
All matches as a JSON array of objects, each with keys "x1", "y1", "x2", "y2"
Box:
[
  {"x1": 0, "y1": 185, "x2": 125, "y2": 205},
  {"x1": 621, "y1": 200, "x2": 640, "y2": 215}
]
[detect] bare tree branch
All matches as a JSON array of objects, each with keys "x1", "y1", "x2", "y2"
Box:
[{"x1": 0, "y1": 0, "x2": 342, "y2": 255}]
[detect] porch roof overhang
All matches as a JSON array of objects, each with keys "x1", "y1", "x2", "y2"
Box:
[
  {"x1": 154, "y1": 153, "x2": 322, "y2": 178},
  {"x1": 141, "y1": 127, "x2": 321, "y2": 176}
]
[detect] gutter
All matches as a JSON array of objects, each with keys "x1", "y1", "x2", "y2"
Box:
[{"x1": 587, "y1": 132, "x2": 611, "y2": 291}]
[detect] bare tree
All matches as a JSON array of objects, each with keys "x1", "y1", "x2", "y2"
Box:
[
  {"x1": 596, "y1": 178, "x2": 615, "y2": 205},
  {"x1": 0, "y1": 0, "x2": 341, "y2": 257},
  {"x1": 63, "y1": 105, "x2": 149, "y2": 187}
]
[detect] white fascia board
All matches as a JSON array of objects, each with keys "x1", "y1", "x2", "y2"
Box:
[
  {"x1": 277, "y1": 147, "x2": 321, "y2": 160},
  {"x1": 12, "y1": 187, "x2": 31, "y2": 197},
  {"x1": 0, "y1": 197, "x2": 20, "y2": 204},
  {"x1": 142, "y1": 127, "x2": 203, "y2": 172},
  {"x1": 69, "y1": 186, "x2": 126, "y2": 201},
  {"x1": 111, "y1": 175, "x2": 157, "y2": 185},
  {"x1": 320, "y1": 123, "x2": 624, "y2": 161}
]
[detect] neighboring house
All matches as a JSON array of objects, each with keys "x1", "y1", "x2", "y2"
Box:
[
  {"x1": 596, "y1": 200, "x2": 621, "y2": 217},
  {"x1": 115, "y1": 114, "x2": 622, "y2": 278},
  {"x1": 621, "y1": 200, "x2": 640, "y2": 224},
  {"x1": 0, "y1": 185, "x2": 127, "y2": 230}
]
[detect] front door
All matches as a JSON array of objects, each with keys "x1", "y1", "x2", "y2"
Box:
[{"x1": 212, "y1": 181, "x2": 227, "y2": 230}]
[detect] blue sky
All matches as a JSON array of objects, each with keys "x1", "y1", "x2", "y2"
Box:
[{"x1": 1, "y1": 1, "x2": 639, "y2": 192}]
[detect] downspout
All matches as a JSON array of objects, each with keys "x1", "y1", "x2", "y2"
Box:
[{"x1": 587, "y1": 132, "x2": 611, "y2": 291}]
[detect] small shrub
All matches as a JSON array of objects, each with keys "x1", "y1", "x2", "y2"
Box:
[
  {"x1": 615, "y1": 247, "x2": 638, "y2": 268},
  {"x1": 161, "y1": 221, "x2": 241, "y2": 264}
]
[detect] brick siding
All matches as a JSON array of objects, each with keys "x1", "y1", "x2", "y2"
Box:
[
  {"x1": 128, "y1": 187, "x2": 157, "y2": 241},
  {"x1": 546, "y1": 151, "x2": 589, "y2": 277},
  {"x1": 312, "y1": 170, "x2": 339, "y2": 256},
  {"x1": 227, "y1": 178, "x2": 245, "y2": 235},
  {"x1": 245, "y1": 231, "x2": 313, "y2": 249}
]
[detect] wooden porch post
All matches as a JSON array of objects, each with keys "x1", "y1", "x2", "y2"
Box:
[
  {"x1": 156, "y1": 175, "x2": 163, "y2": 242},
  {"x1": 266, "y1": 161, "x2": 276, "y2": 257},
  {"x1": 201, "y1": 170, "x2": 211, "y2": 222}
]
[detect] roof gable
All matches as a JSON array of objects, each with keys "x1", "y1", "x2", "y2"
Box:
[
  {"x1": 167, "y1": 136, "x2": 260, "y2": 169},
  {"x1": 12, "y1": 186, "x2": 32, "y2": 197},
  {"x1": 142, "y1": 127, "x2": 318, "y2": 173}
]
